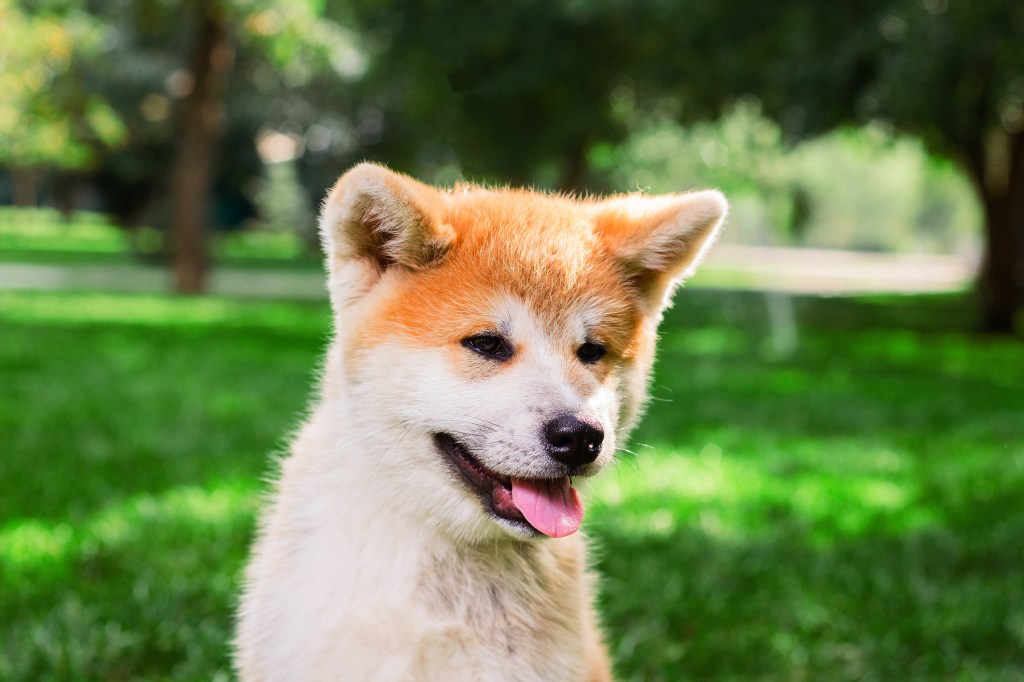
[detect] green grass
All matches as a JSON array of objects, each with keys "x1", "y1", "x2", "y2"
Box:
[
  {"x1": 1, "y1": 288, "x2": 1022, "y2": 681},
  {"x1": 0, "y1": 209, "x2": 133, "y2": 265},
  {"x1": 0, "y1": 208, "x2": 320, "y2": 269}
]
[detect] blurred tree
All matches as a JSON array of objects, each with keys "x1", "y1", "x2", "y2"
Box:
[
  {"x1": 652, "y1": 0, "x2": 1023, "y2": 332},
  {"x1": 871, "y1": 0, "x2": 1024, "y2": 334},
  {"x1": 48, "y1": 0, "x2": 360, "y2": 292},
  {"x1": 592, "y1": 102, "x2": 805, "y2": 243},
  {"x1": 7, "y1": 0, "x2": 1018, "y2": 319},
  {"x1": 170, "y1": 0, "x2": 234, "y2": 293},
  {"x1": 0, "y1": 0, "x2": 125, "y2": 205},
  {"x1": 345, "y1": 0, "x2": 649, "y2": 190},
  {"x1": 350, "y1": 0, "x2": 1021, "y2": 332},
  {"x1": 137, "y1": 0, "x2": 358, "y2": 292}
]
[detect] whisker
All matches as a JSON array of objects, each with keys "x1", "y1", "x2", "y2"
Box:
[
  {"x1": 433, "y1": 416, "x2": 502, "y2": 434},
  {"x1": 348, "y1": 420, "x2": 409, "y2": 447},
  {"x1": 612, "y1": 455, "x2": 641, "y2": 473},
  {"x1": 371, "y1": 420, "x2": 416, "y2": 475}
]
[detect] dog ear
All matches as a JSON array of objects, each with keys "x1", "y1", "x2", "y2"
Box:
[
  {"x1": 594, "y1": 190, "x2": 727, "y2": 310},
  {"x1": 319, "y1": 162, "x2": 454, "y2": 274}
]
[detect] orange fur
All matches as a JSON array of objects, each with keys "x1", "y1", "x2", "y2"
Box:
[{"x1": 350, "y1": 189, "x2": 643, "y2": 361}]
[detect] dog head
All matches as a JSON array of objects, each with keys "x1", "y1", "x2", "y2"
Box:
[{"x1": 317, "y1": 163, "x2": 726, "y2": 541}]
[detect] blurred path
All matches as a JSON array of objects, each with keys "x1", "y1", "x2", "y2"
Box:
[
  {"x1": 694, "y1": 244, "x2": 975, "y2": 294},
  {"x1": 0, "y1": 245, "x2": 975, "y2": 299},
  {"x1": 0, "y1": 263, "x2": 327, "y2": 299}
]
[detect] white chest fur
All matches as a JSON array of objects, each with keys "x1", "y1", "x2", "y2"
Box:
[{"x1": 235, "y1": 417, "x2": 600, "y2": 681}]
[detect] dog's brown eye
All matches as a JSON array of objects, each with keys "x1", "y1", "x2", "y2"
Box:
[
  {"x1": 577, "y1": 342, "x2": 606, "y2": 364},
  {"x1": 463, "y1": 334, "x2": 512, "y2": 360}
]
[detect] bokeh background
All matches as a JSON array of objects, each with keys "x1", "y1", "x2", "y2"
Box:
[{"x1": 1, "y1": 1, "x2": 1022, "y2": 680}]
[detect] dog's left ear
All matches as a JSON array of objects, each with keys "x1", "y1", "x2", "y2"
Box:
[{"x1": 594, "y1": 190, "x2": 727, "y2": 310}]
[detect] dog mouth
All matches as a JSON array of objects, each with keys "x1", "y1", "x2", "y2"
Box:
[{"x1": 432, "y1": 433, "x2": 584, "y2": 538}]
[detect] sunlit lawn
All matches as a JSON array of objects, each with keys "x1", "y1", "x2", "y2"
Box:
[
  {"x1": 0, "y1": 208, "x2": 319, "y2": 268},
  {"x1": 1, "y1": 288, "x2": 1022, "y2": 681}
]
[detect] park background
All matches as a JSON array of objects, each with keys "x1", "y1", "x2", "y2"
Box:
[{"x1": 1, "y1": 0, "x2": 1022, "y2": 680}]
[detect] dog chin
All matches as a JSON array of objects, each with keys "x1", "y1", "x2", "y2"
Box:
[{"x1": 489, "y1": 514, "x2": 541, "y2": 539}]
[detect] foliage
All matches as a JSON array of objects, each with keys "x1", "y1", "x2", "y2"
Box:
[
  {"x1": 1, "y1": 289, "x2": 1022, "y2": 680},
  {"x1": 1, "y1": 0, "x2": 1019, "y2": 321},
  {"x1": 684, "y1": 0, "x2": 1023, "y2": 329},
  {"x1": 594, "y1": 104, "x2": 980, "y2": 253},
  {"x1": 343, "y1": 0, "x2": 662, "y2": 188},
  {"x1": 248, "y1": 158, "x2": 314, "y2": 240},
  {"x1": 343, "y1": 0, "x2": 1021, "y2": 328},
  {"x1": 788, "y1": 126, "x2": 979, "y2": 253},
  {"x1": 21, "y1": 0, "x2": 362, "y2": 227},
  {"x1": 593, "y1": 101, "x2": 792, "y2": 201},
  {"x1": 0, "y1": 0, "x2": 124, "y2": 170},
  {"x1": 860, "y1": 0, "x2": 1023, "y2": 161}
]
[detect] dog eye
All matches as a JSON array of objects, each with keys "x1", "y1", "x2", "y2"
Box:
[
  {"x1": 462, "y1": 334, "x2": 513, "y2": 360},
  {"x1": 577, "y1": 342, "x2": 606, "y2": 364}
]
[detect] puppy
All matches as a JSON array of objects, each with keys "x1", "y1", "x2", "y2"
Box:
[{"x1": 235, "y1": 163, "x2": 726, "y2": 681}]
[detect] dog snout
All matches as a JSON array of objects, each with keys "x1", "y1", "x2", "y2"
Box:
[{"x1": 543, "y1": 415, "x2": 604, "y2": 467}]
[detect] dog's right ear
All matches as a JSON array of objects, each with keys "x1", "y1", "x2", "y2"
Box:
[{"x1": 319, "y1": 163, "x2": 454, "y2": 279}]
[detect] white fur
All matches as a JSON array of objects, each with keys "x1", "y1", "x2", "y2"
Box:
[{"x1": 235, "y1": 289, "x2": 616, "y2": 680}]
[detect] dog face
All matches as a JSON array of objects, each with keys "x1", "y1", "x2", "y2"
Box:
[{"x1": 318, "y1": 164, "x2": 725, "y2": 541}]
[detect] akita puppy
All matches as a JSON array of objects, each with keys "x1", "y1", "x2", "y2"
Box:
[{"x1": 235, "y1": 163, "x2": 726, "y2": 681}]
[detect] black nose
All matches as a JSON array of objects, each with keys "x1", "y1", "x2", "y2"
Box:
[{"x1": 544, "y1": 415, "x2": 604, "y2": 467}]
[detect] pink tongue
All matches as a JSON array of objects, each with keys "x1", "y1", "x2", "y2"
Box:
[{"x1": 510, "y1": 477, "x2": 583, "y2": 538}]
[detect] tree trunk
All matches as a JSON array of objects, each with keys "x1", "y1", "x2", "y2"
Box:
[
  {"x1": 169, "y1": 1, "x2": 234, "y2": 294},
  {"x1": 11, "y1": 167, "x2": 42, "y2": 207},
  {"x1": 558, "y1": 139, "x2": 588, "y2": 193},
  {"x1": 975, "y1": 131, "x2": 1024, "y2": 334}
]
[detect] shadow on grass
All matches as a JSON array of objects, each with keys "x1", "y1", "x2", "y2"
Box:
[
  {"x1": 594, "y1": 499, "x2": 1024, "y2": 682},
  {"x1": 1, "y1": 482, "x2": 256, "y2": 681},
  {"x1": 0, "y1": 292, "x2": 328, "y2": 524}
]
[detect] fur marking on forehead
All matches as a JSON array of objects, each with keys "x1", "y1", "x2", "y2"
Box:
[
  {"x1": 484, "y1": 295, "x2": 632, "y2": 345},
  {"x1": 430, "y1": 191, "x2": 641, "y2": 321},
  {"x1": 348, "y1": 190, "x2": 646, "y2": 357}
]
